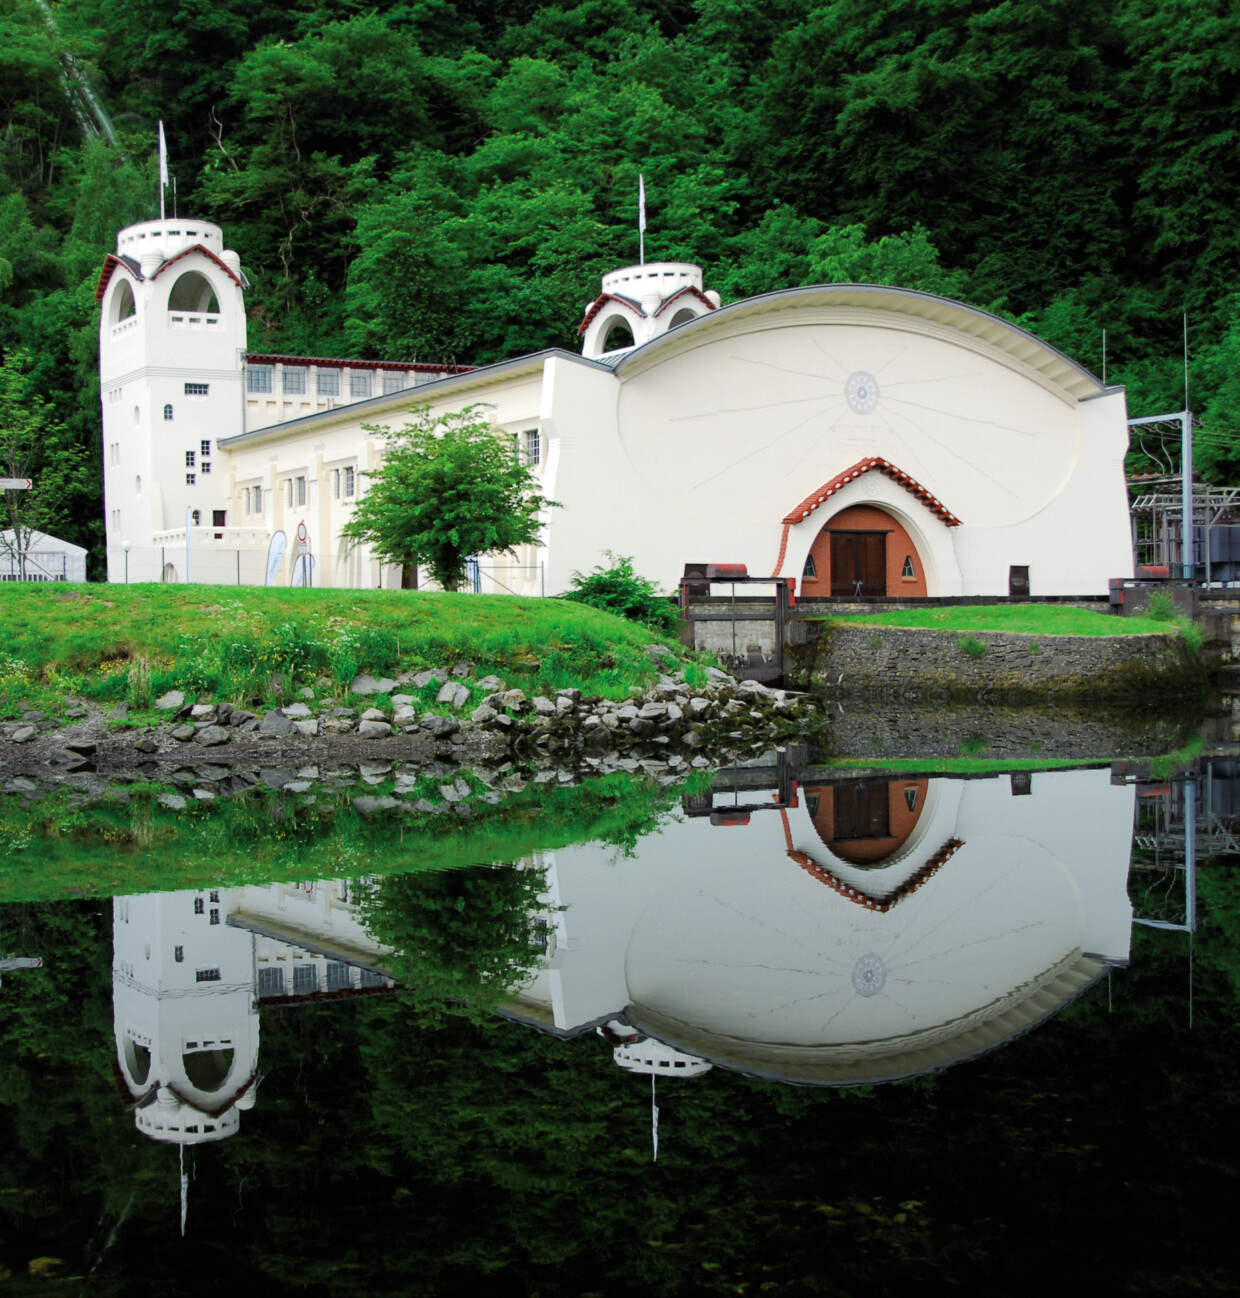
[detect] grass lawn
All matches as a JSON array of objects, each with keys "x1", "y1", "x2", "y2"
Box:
[
  {"x1": 826, "y1": 604, "x2": 1179, "y2": 637},
  {"x1": 0, "y1": 582, "x2": 688, "y2": 719}
]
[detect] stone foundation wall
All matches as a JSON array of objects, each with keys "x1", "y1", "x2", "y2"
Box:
[
  {"x1": 787, "y1": 622, "x2": 1205, "y2": 699},
  {"x1": 813, "y1": 699, "x2": 1198, "y2": 762}
]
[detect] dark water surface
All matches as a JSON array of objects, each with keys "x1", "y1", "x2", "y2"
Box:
[{"x1": 1, "y1": 756, "x2": 1237, "y2": 1295}]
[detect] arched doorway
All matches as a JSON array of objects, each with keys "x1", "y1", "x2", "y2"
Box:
[
  {"x1": 802, "y1": 778, "x2": 930, "y2": 867},
  {"x1": 800, "y1": 505, "x2": 927, "y2": 598}
]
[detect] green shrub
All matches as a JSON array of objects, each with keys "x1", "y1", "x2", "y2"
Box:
[
  {"x1": 1144, "y1": 591, "x2": 1178, "y2": 622},
  {"x1": 1029, "y1": 641, "x2": 1040, "y2": 655},
  {"x1": 959, "y1": 635, "x2": 987, "y2": 658},
  {"x1": 561, "y1": 552, "x2": 679, "y2": 634},
  {"x1": 1179, "y1": 619, "x2": 1204, "y2": 652},
  {"x1": 960, "y1": 735, "x2": 989, "y2": 756},
  {"x1": 126, "y1": 657, "x2": 151, "y2": 710}
]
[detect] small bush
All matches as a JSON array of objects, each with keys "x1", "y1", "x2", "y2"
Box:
[
  {"x1": 959, "y1": 636, "x2": 988, "y2": 658},
  {"x1": 1029, "y1": 641, "x2": 1040, "y2": 655},
  {"x1": 1144, "y1": 591, "x2": 1179, "y2": 623},
  {"x1": 561, "y1": 552, "x2": 679, "y2": 633},
  {"x1": 960, "y1": 735, "x2": 989, "y2": 756}
]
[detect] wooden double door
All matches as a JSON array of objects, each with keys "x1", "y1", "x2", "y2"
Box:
[{"x1": 830, "y1": 530, "x2": 887, "y2": 596}]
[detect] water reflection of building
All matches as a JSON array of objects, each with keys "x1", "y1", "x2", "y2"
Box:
[
  {"x1": 503, "y1": 767, "x2": 1136, "y2": 1086},
  {"x1": 112, "y1": 880, "x2": 392, "y2": 1143}
]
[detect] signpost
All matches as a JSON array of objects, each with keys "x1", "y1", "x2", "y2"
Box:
[{"x1": 0, "y1": 479, "x2": 33, "y2": 490}]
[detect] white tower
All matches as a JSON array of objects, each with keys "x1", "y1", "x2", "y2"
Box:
[
  {"x1": 98, "y1": 219, "x2": 248, "y2": 583},
  {"x1": 579, "y1": 262, "x2": 721, "y2": 360},
  {"x1": 112, "y1": 891, "x2": 259, "y2": 1144}
]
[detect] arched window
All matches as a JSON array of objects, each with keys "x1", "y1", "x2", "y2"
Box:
[
  {"x1": 601, "y1": 317, "x2": 636, "y2": 352},
  {"x1": 163, "y1": 403, "x2": 173, "y2": 421},
  {"x1": 167, "y1": 270, "x2": 220, "y2": 314},
  {"x1": 182, "y1": 1048, "x2": 235, "y2": 1093},
  {"x1": 112, "y1": 280, "x2": 136, "y2": 323},
  {"x1": 191, "y1": 509, "x2": 201, "y2": 526},
  {"x1": 669, "y1": 307, "x2": 697, "y2": 328}
]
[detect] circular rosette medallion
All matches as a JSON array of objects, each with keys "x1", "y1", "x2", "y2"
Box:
[
  {"x1": 845, "y1": 370, "x2": 880, "y2": 415},
  {"x1": 851, "y1": 952, "x2": 887, "y2": 998}
]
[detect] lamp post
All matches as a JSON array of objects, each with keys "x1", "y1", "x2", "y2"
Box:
[{"x1": 122, "y1": 539, "x2": 131, "y2": 584}]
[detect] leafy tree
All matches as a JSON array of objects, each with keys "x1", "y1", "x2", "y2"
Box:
[
  {"x1": 341, "y1": 405, "x2": 557, "y2": 591},
  {"x1": 562, "y1": 551, "x2": 679, "y2": 633},
  {"x1": 0, "y1": 349, "x2": 89, "y2": 578}
]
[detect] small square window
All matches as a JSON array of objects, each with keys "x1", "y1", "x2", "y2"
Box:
[
  {"x1": 186, "y1": 473, "x2": 196, "y2": 485},
  {"x1": 194, "y1": 897, "x2": 204, "y2": 914},
  {"x1": 349, "y1": 370, "x2": 372, "y2": 399},
  {"x1": 210, "y1": 890, "x2": 220, "y2": 902},
  {"x1": 258, "y1": 967, "x2": 285, "y2": 998},
  {"x1": 247, "y1": 365, "x2": 273, "y2": 393},
  {"x1": 202, "y1": 461, "x2": 211, "y2": 474},
  {"x1": 293, "y1": 964, "x2": 318, "y2": 994},
  {"x1": 382, "y1": 370, "x2": 405, "y2": 394},
  {"x1": 209, "y1": 909, "x2": 219, "y2": 925},
  {"x1": 317, "y1": 369, "x2": 339, "y2": 396},
  {"x1": 284, "y1": 366, "x2": 307, "y2": 395},
  {"x1": 185, "y1": 451, "x2": 195, "y2": 467},
  {"x1": 201, "y1": 440, "x2": 211, "y2": 456},
  {"x1": 174, "y1": 946, "x2": 184, "y2": 962}
]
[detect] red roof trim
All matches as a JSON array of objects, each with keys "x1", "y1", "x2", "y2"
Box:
[
  {"x1": 788, "y1": 837, "x2": 963, "y2": 911},
  {"x1": 782, "y1": 458, "x2": 962, "y2": 528},
  {"x1": 95, "y1": 253, "x2": 139, "y2": 303},
  {"x1": 577, "y1": 292, "x2": 645, "y2": 336},
  {"x1": 246, "y1": 353, "x2": 470, "y2": 375},
  {"x1": 780, "y1": 807, "x2": 964, "y2": 912},
  {"x1": 148, "y1": 243, "x2": 244, "y2": 289},
  {"x1": 652, "y1": 284, "x2": 717, "y2": 319}
]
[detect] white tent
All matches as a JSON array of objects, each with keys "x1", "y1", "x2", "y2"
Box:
[{"x1": 0, "y1": 529, "x2": 88, "y2": 582}]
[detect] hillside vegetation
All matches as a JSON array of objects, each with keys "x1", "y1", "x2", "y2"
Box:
[{"x1": 3, "y1": 0, "x2": 1239, "y2": 574}]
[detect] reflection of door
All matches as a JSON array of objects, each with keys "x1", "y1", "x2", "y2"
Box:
[
  {"x1": 833, "y1": 783, "x2": 890, "y2": 840},
  {"x1": 830, "y1": 531, "x2": 886, "y2": 596}
]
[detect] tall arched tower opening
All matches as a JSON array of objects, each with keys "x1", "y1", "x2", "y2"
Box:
[{"x1": 97, "y1": 219, "x2": 248, "y2": 582}]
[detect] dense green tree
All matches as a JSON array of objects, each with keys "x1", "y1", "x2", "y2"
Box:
[{"x1": 340, "y1": 405, "x2": 557, "y2": 590}]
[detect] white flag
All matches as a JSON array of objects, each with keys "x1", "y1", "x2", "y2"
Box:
[
  {"x1": 638, "y1": 173, "x2": 647, "y2": 232},
  {"x1": 158, "y1": 121, "x2": 169, "y2": 188}
]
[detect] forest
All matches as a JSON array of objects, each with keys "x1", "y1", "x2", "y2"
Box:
[{"x1": 1, "y1": 0, "x2": 1238, "y2": 569}]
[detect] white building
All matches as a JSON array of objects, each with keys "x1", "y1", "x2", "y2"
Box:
[
  {"x1": 97, "y1": 219, "x2": 1134, "y2": 595},
  {"x1": 112, "y1": 878, "x2": 393, "y2": 1144},
  {"x1": 501, "y1": 767, "x2": 1135, "y2": 1086}
]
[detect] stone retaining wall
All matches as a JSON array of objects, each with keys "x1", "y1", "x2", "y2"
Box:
[
  {"x1": 787, "y1": 622, "x2": 1206, "y2": 699},
  {"x1": 816, "y1": 699, "x2": 1197, "y2": 762}
]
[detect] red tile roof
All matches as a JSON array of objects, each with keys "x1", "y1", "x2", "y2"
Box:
[{"x1": 783, "y1": 458, "x2": 962, "y2": 527}]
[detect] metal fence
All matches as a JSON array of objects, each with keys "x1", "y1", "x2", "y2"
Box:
[{"x1": 108, "y1": 544, "x2": 546, "y2": 594}]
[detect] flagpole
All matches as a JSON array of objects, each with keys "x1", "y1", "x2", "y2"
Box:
[
  {"x1": 158, "y1": 121, "x2": 169, "y2": 221},
  {"x1": 638, "y1": 173, "x2": 646, "y2": 266}
]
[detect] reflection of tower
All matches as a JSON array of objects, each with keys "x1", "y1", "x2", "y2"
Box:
[
  {"x1": 97, "y1": 219, "x2": 248, "y2": 582},
  {"x1": 112, "y1": 880, "x2": 396, "y2": 1145},
  {"x1": 112, "y1": 891, "x2": 258, "y2": 1145},
  {"x1": 598, "y1": 1019, "x2": 712, "y2": 1077}
]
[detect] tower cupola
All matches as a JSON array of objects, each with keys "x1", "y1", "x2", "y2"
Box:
[{"x1": 579, "y1": 262, "x2": 721, "y2": 360}]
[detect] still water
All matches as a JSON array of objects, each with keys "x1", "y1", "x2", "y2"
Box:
[{"x1": 1, "y1": 754, "x2": 1236, "y2": 1294}]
